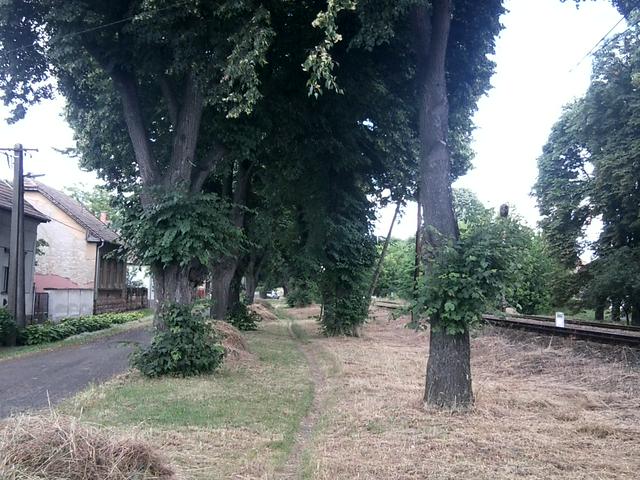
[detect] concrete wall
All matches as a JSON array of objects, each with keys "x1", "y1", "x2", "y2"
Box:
[
  {"x1": 24, "y1": 191, "x2": 97, "y2": 290},
  {"x1": 47, "y1": 289, "x2": 94, "y2": 321},
  {"x1": 0, "y1": 209, "x2": 41, "y2": 316}
]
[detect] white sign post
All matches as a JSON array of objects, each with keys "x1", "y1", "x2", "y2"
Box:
[{"x1": 555, "y1": 312, "x2": 565, "y2": 328}]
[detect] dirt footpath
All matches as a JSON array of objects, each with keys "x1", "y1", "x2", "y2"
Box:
[{"x1": 0, "y1": 327, "x2": 152, "y2": 418}]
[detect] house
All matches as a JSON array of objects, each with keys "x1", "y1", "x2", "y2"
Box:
[
  {"x1": 23, "y1": 180, "x2": 128, "y2": 319},
  {"x1": 0, "y1": 180, "x2": 49, "y2": 318}
]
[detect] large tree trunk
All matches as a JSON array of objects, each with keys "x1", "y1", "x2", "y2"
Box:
[
  {"x1": 151, "y1": 264, "x2": 194, "y2": 328},
  {"x1": 413, "y1": 0, "x2": 473, "y2": 409},
  {"x1": 210, "y1": 258, "x2": 239, "y2": 320},
  {"x1": 244, "y1": 257, "x2": 262, "y2": 304},
  {"x1": 594, "y1": 303, "x2": 605, "y2": 321},
  {"x1": 631, "y1": 302, "x2": 640, "y2": 326},
  {"x1": 209, "y1": 159, "x2": 252, "y2": 319},
  {"x1": 228, "y1": 267, "x2": 243, "y2": 313},
  {"x1": 106, "y1": 67, "x2": 223, "y2": 330}
]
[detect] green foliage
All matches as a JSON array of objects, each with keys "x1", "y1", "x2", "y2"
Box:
[
  {"x1": 65, "y1": 184, "x2": 121, "y2": 228},
  {"x1": 374, "y1": 238, "x2": 415, "y2": 299},
  {"x1": 119, "y1": 190, "x2": 242, "y2": 268},
  {"x1": 0, "y1": 308, "x2": 16, "y2": 346},
  {"x1": 131, "y1": 304, "x2": 225, "y2": 378},
  {"x1": 225, "y1": 303, "x2": 261, "y2": 331},
  {"x1": 505, "y1": 231, "x2": 555, "y2": 315},
  {"x1": 302, "y1": 0, "x2": 357, "y2": 97},
  {"x1": 19, "y1": 311, "x2": 146, "y2": 346},
  {"x1": 319, "y1": 191, "x2": 376, "y2": 336},
  {"x1": 582, "y1": 247, "x2": 640, "y2": 316},
  {"x1": 286, "y1": 279, "x2": 318, "y2": 308},
  {"x1": 417, "y1": 218, "x2": 526, "y2": 335},
  {"x1": 454, "y1": 188, "x2": 493, "y2": 230},
  {"x1": 535, "y1": 20, "x2": 640, "y2": 313}
]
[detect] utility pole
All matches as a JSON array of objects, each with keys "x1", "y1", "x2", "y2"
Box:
[{"x1": 2, "y1": 144, "x2": 37, "y2": 331}]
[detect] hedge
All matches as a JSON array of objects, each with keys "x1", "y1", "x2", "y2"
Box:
[{"x1": 19, "y1": 311, "x2": 148, "y2": 346}]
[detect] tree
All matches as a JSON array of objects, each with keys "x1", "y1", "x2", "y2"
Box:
[
  {"x1": 65, "y1": 184, "x2": 121, "y2": 227},
  {"x1": 0, "y1": 1, "x2": 273, "y2": 316},
  {"x1": 535, "y1": 17, "x2": 640, "y2": 324},
  {"x1": 374, "y1": 238, "x2": 416, "y2": 299},
  {"x1": 411, "y1": 0, "x2": 503, "y2": 408},
  {"x1": 305, "y1": 0, "x2": 503, "y2": 404}
]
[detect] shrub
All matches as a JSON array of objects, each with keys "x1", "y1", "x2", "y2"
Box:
[
  {"x1": 131, "y1": 304, "x2": 225, "y2": 377},
  {"x1": 0, "y1": 308, "x2": 16, "y2": 346},
  {"x1": 225, "y1": 303, "x2": 261, "y2": 331},
  {"x1": 19, "y1": 311, "x2": 147, "y2": 346},
  {"x1": 286, "y1": 279, "x2": 317, "y2": 308}
]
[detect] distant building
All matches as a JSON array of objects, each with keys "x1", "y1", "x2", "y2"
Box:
[
  {"x1": 0, "y1": 180, "x2": 49, "y2": 317},
  {"x1": 23, "y1": 180, "x2": 128, "y2": 319}
]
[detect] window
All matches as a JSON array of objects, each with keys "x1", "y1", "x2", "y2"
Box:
[{"x1": 1, "y1": 266, "x2": 8, "y2": 294}]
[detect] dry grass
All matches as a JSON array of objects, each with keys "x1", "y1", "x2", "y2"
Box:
[
  {"x1": 61, "y1": 321, "x2": 313, "y2": 479},
  {"x1": 211, "y1": 320, "x2": 251, "y2": 362},
  {"x1": 249, "y1": 303, "x2": 279, "y2": 323},
  {"x1": 0, "y1": 413, "x2": 176, "y2": 480},
  {"x1": 296, "y1": 306, "x2": 640, "y2": 479}
]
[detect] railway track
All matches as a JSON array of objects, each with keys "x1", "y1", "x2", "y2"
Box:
[{"x1": 373, "y1": 300, "x2": 640, "y2": 347}]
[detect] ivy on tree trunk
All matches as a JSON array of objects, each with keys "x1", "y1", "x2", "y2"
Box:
[{"x1": 413, "y1": 0, "x2": 473, "y2": 409}]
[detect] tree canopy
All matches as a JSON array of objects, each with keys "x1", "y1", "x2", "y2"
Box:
[{"x1": 535, "y1": 16, "x2": 640, "y2": 323}]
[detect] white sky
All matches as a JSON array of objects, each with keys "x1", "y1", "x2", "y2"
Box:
[
  {"x1": 0, "y1": 0, "x2": 625, "y2": 240},
  {"x1": 377, "y1": 0, "x2": 625, "y2": 239}
]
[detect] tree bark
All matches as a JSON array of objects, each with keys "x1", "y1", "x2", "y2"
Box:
[
  {"x1": 85, "y1": 48, "x2": 224, "y2": 329},
  {"x1": 210, "y1": 257, "x2": 239, "y2": 320},
  {"x1": 612, "y1": 299, "x2": 621, "y2": 323},
  {"x1": 228, "y1": 266, "x2": 243, "y2": 313},
  {"x1": 594, "y1": 304, "x2": 605, "y2": 321},
  {"x1": 631, "y1": 302, "x2": 640, "y2": 326},
  {"x1": 413, "y1": 0, "x2": 473, "y2": 409},
  {"x1": 244, "y1": 256, "x2": 262, "y2": 304},
  {"x1": 410, "y1": 190, "x2": 422, "y2": 326},
  {"x1": 151, "y1": 264, "x2": 194, "y2": 328},
  {"x1": 209, "y1": 159, "x2": 253, "y2": 319}
]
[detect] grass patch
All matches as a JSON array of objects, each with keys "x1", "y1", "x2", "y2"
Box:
[
  {"x1": 0, "y1": 316, "x2": 152, "y2": 363},
  {"x1": 61, "y1": 321, "x2": 313, "y2": 479}
]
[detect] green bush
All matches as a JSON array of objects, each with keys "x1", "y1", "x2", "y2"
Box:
[
  {"x1": 131, "y1": 304, "x2": 225, "y2": 377},
  {"x1": 225, "y1": 303, "x2": 261, "y2": 331},
  {"x1": 0, "y1": 308, "x2": 17, "y2": 346},
  {"x1": 19, "y1": 311, "x2": 147, "y2": 346},
  {"x1": 286, "y1": 279, "x2": 317, "y2": 308}
]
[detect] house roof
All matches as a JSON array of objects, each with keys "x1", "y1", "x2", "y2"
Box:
[
  {"x1": 24, "y1": 180, "x2": 119, "y2": 244},
  {"x1": 0, "y1": 180, "x2": 49, "y2": 222}
]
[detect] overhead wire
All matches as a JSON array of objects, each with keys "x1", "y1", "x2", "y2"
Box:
[
  {"x1": 0, "y1": 0, "x2": 193, "y2": 56},
  {"x1": 570, "y1": 7, "x2": 640, "y2": 72}
]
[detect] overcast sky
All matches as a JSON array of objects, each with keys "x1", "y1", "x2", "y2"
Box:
[
  {"x1": 377, "y1": 0, "x2": 624, "y2": 239},
  {"x1": 0, "y1": 0, "x2": 625, "y2": 239}
]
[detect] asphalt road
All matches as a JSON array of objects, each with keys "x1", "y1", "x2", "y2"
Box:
[{"x1": 0, "y1": 327, "x2": 152, "y2": 418}]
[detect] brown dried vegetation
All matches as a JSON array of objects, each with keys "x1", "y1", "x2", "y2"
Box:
[
  {"x1": 0, "y1": 413, "x2": 176, "y2": 480},
  {"x1": 211, "y1": 320, "x2": 251, "y2": 362},
  {"x1": 297, "y1": 306, "x2": 640, "y2": 479},
  {"x1": 249, "y1": 302, "x2": 279, "y2": 323}
]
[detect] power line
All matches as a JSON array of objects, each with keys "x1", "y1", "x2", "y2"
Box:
[
  {"x1": 0, "y1": 0, "x2": 192, "y2": 56},
  {"x1": 570, "y1": 9, "x2": 640, "y2": 72}
]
